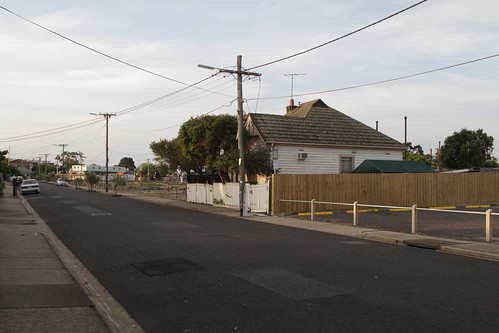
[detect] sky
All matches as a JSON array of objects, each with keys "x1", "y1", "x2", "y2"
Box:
[{"x1": 1, "y1": 0, "x2": 499, "y2": 168}]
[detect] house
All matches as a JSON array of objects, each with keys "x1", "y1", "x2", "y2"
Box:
[
  {"x1": 245, "y1": 99, "x2": 406, "y2": 174},
  {"x1": 9, "y1": 159, "x2": 35, "y2": 177},
  {"x1": 69, "y1": 164, "x2": 135, "y2": 181},
  {"x1": 352, "y1": 160, "x2": 436, "y2": 173}
]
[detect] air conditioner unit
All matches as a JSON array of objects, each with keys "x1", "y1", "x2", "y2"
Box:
[{"x1": 297, "y1": 152, "x2": 308, "y2": 160}]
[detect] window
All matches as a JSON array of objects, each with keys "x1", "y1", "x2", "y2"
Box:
[{"x1": 340, "y1": 156, "x2": 354, "y2": 173}]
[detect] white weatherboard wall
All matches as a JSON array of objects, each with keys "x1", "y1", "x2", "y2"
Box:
[{"x1": 273, "y1": 145, "x2": 403, "y2": 174}]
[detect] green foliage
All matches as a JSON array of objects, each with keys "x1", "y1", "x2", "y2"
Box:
[
  {"x1": 440, "y1": 129, "x2": 495, "y2": 169},
  {"x1": 213, "y1": 198, "x2": 225, "y2": 205},
  {"x1": 74, "y1": 178, "x2": 83, "y2": 189},
  {"x1": 150, "y1": 138, "x2": 189, "y2": 174},
  {"x1": 177, "y1": 114, "x2": 239, "y2": 182},
  {"x1": 151, "y1": 115, "x2": 275, "y2": 183},
  {"x1": 84, "y1": 171, "x2": 100, "y2": 191},
  {"x1": 55, "y1": 151, "x2": 85, "y2": 173},
  {"x1": 213, "y1": 149, "x2": 239, "y2": 183},
  {"x1": 111, "y1": 175, "x2": 127, "y2": 195},
  {"x1": 245, "y1": 145, "x2": 273, "y2": 182},
  {"x1": 0, "y1": 150, "x2": 17, "y2": 180},
  {"x1": 118, "y1": 157, "x2": 136, "y2": 170},
  {"x1": 404, "y1": 147, "x2": 435, "y2": 168},
  {"x1": 0, "y1": 150, "x2": 8, "y2": 180}
]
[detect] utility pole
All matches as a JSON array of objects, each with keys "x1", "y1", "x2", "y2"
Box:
[
  {"x1": 40, "y1": 154, "x2": 49, "y2": 175},
  {"x1": 198, "y1": 55, "x2": 261, "y2": 216},
  {"x1": 53, "y1": 144, "x2": 68, "y2": 173},
  {"x1": 91, "y1": 113, "x2": 116, "y2": 192},
  {"x1": 38, "y1": 156, "x2": 41, "y2": 178}
]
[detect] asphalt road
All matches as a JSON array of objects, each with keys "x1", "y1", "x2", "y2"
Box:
[{"x1": 25, "y1": 184, "x2": 499, "y2": 332}]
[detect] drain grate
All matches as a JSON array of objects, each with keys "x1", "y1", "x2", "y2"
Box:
[
  {"x1": 403, "y1": 238, "x2": 464, "y2": 250},
  {"x1": 132, "y1": 258, "x2": 204, "y2": 276}
]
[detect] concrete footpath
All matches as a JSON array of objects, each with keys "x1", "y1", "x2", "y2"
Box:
[
  {"x1": 1, "y1": 184, "x2": 498, "y2": 332},
  {"x1": 0, "y1": 184, "x2": 143, "y2": 333}
]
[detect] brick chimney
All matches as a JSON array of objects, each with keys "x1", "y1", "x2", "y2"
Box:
[{"x1": 286, "y1": 98, "x2": 297, "y2": 114}]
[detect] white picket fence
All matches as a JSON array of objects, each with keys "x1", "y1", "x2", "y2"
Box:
[{"x1": 187, "y1": 182, "x2": 269, "y2": 214}]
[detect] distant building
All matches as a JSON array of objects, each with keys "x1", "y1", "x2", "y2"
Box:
[
  {"x1": 69, "y1": 164, "x2": 135, "y2": 181},
  {"x1": 9, "y1": 159, "x2": 34, "y2": 177}
]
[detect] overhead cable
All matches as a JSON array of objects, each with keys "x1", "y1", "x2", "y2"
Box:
[
  {"x1": 248, "y1": 52, "x2": 499, "y2": 100},
  {"x1": 0, "y1": 4, "x2": 231, "y2": 99},
  {"x1": 248, "y1": 0, "x2": 428, "y2": 70}
]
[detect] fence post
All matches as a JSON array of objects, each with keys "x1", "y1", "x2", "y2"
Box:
[
  {"x1": 411, "y1": 204, "x2": 418, "y2": 234},
  {"x1": 353, "y1": 201, "x2": 358, "y2": 226},
  {"x1": 311, "y1": 199, "x2": 315, "y2": 221},
  {"x1": 486, "y1": 209, "x2": 492, "y2": 242}
]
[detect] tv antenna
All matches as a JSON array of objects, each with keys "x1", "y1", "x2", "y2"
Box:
[{"x1": 284, "y1": 72, "x2": 305, "y2": 99}]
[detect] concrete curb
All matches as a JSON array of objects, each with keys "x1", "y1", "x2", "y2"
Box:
[{"x1": 18, "y1": 194, "x2": 145, "y2": 333}]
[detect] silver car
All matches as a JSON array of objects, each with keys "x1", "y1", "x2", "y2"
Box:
[
  {"x1": 56, "y1": 178, "x2": 69, "y2": 186},
  {"x1": 20, "y1": 179, "x2": 41, "y2": 194}
]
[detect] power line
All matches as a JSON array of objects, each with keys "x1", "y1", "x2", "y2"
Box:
[
  {"x1": 248, "y1": 0, "x2": 428, "y2": 70},
  {"x1": 0, "y1": 73, "x2": 221, "y2": 143},
  {"x1": 110, "y1": 100, "x2": 237, "y2": 134},
  {"x1": 0, "y1": 4, "x2": 234, "y2": 100},
  {"x1": 0, "y1": 119, "x2": 102, "y2": 143},
  {"x1": 248, "y1": 52, "x2": 499, "y2": 101},
  {"x1": 0, "y1": 5, "x2": 189, "y2": 85}
]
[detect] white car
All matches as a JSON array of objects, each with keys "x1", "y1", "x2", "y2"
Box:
[
  {"x1": 20, "y1": 179, "x2": 40, "y2": 194},
  {"x1": 56, "y1": 178, "x2": 69, "y2": 186}
]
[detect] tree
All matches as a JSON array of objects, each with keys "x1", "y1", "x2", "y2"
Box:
[
  {"x1": 245, "y1": 145, "x2": 273, "y2": 183},
  {"x1": 111, "y1": 175, "x2": 127, "y2": 196},
  {"x1": 404, "y1": 144, "x2": 435, "y2": 168},
  {"x1": 84, "y1": 171, "x2": 100, "y2": 191},
  {"x1": 150, "y1": 138, "x2": 188, "y2": 173},
  {"x1": 440, "y1": 128, "x2": 496, "y2": 169},
  {"x1": 176, "y1": 114, "x2": 239, "y2": 183},
  {"x1": 0, "y1": 150, "x2": 17, "y2": 180},
  {"x1": 213, "y1": 149, "x2": 239, "y2": 183},
  {"x1": 56, "y1": 151, "x2": 85, "y2": 173},
  {"x1": 151, "y1": 114, "x2": 276, "y2": 183},
  {"x1": 118, "y1": 157, "x2": 136, "y2": 171}
]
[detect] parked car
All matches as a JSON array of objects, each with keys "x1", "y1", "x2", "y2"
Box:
[
  {"x1": 20, "y1": 179, "x2": 40, "y2": 194},
  {"x1": 56, "y1": 178, "x2": 69, "y2": 186},
  {"x1": 10, "y1": 176, "x2": 24, "y2": 185}
]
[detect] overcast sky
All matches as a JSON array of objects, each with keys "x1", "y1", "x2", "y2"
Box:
[{"x1": 1, "y1": 0, "x2": 498, "y2": 167}]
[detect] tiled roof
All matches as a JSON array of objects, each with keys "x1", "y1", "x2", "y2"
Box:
[{"x1": 247, "y1": 99, "x2": 406, "y2": 149}]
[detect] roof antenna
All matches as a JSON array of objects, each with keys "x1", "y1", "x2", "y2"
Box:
[{"x1": 284, "y1": 72, "x2": 306, "y2": 99}]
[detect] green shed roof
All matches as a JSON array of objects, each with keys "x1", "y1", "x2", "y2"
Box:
[{"x1": 352, "y1": 160, "x2": 436, "y2": 173}]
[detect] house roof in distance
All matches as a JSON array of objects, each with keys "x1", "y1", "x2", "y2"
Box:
[
  {"x1": 352, "y1": 160, "x2": 436, "y2": 173},
  {"x1": 247, "y1": 99, "x2": 406, "y2": 149}
]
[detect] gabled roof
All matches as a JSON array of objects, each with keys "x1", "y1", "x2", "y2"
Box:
[
  {"x1": 352, "y1": 160, "x2": 436, "y2": 173},
  {"x1": 247, "y1": 99, "x2": 406, "y2": 150}
]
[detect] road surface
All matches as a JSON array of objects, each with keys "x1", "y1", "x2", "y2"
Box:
[{"x1": 24, "y1": 184, "x2": 499, "y2": 332}]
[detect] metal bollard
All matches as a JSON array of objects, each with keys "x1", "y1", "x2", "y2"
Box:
[{"x1": 411, "y1": 204, "x2": 418, "y2": 234}]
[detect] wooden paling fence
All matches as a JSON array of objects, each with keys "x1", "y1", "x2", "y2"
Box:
[{"x1": 271, "y1": 173, "x2": 499, "y2": 215}]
